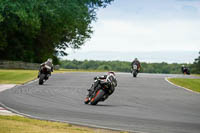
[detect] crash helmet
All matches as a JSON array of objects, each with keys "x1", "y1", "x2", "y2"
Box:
[
  {"x1": 106, "y1": 71, "x2": 117, "y2": 87},
  {"x1": 47, "y1": 58, "x2": 53, "y2": 63},
  {"x1": 107, "y1": 71, "x2": 116, "y2": 76}
]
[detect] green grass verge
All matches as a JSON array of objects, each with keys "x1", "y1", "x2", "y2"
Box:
[
  {"x1": 0, "y1": 115, "x2": 126, "y2": 133},
  {"x1": 168, "y1": 78, "x2": 200, "y2": 93},
  {"x1": 0, "y1": 69, "x2": 105, "y2": 84},
  {"x1": 0, "y1": 69, "x2": 38, "y2": 84},
  {"x1": 193, "y1": 74, "x2": 200, "y2": 77}
]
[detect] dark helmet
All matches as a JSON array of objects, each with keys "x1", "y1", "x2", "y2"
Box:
[{"x1": 134, "y1": 58, "x2": 138, "y2": 61}]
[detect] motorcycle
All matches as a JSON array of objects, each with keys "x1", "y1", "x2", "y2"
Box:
[
  {"x1": 131, "y1": 64, "x2": 138, "y2": 77},
  {"x1": 183, "y1": 68, "x2": 190, "y2": 75},
  {"x1": 38, "y1": 64, "x2": 51, "y2": 85},
  {"x1": 84, "y1": 75, "x2": 116, "y2": 105}
]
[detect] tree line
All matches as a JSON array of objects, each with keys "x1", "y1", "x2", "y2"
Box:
[
  {"x1": 0, "y1": 0, "x2": 114, "y2": 64},
  {"x1": 0, "y1": 0, "x2": 199, "y2": 74},
  {"x1": 60, "y1": 60, "x2": 185, "y2": 74},
  {"x1": 60, "y1": 51, "x2": 200, "y2": 74}
]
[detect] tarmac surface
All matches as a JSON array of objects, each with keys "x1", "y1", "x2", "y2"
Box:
[
  {"x1": 0, "y1": 84, "x2": 16, "y2": 115},
  {"x1": 0, "y1": 72, "x2": 200, "y2": 133}
]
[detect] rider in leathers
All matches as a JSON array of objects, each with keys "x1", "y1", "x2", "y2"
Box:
[
  {"x1": 38, "y1": 58, "x2": 53, "y2": 78},
  {"x1": 86, "y1": 71, "x2": 117, "y2": 102},
  {"x1": 131, "y1": 58, "x2": 141, "y2": 72}
]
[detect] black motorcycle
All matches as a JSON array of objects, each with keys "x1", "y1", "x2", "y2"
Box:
[
  {"x1": 182, "y1": 67, "x2": 190, "y2": 75},
  {"x1": 38, "y1": 64, "x2": 51, "y2": 85},
  {"x1": 131, "y1": 64, "x2": 138, "y2": 77},
  {"x1": 84, "y1": 75, "x2": 116, "y2": 105}
]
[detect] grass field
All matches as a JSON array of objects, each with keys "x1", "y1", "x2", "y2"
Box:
[
  {"x1": 0, "y1": 69, "x2": 105, "y2": 84},
  {"x1": 0, "y1": 115, "x2": 126, "y2": 133},
  {"x1": 193, "y1": 74, "x2": 200, "y2": 77},
  {"x1": 168, "y1": 78, "x2": 200, "y2": 93},
  {"x1": 0, "y1": 69, "x2": 38, "y2": 84}
]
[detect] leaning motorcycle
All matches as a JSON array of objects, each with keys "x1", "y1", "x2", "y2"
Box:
[
  {"x1": 38, "y1": 64, "x2": 51, "y2": 85},
  {"x1": 84, "y1": 76, "x2": 115, "y2": 105},
  {"x1": 131, "y1": 64, "x2": 138, "y2": 77}
]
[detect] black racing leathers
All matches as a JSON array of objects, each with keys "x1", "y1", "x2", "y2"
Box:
[{"x1": 87, "y1": 75, "x2": 116, "y2": 101}]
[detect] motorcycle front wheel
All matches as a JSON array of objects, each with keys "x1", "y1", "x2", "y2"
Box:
[{"x1": 84, "y1": 97, "x2": 90, "y2": 104}]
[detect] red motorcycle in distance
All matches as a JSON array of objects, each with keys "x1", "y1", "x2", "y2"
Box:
[{"x1": 131, "y1": 64, "x2": 138, "y2": 77}]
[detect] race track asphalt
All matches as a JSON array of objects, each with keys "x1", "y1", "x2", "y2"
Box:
[{"x1": 0, "y1": 72, "x2": 200, "y2": 133}]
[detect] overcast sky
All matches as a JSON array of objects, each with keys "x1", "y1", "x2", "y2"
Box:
[{"x1": 65, "y1": 0, "x2": 200, "y2": 62}]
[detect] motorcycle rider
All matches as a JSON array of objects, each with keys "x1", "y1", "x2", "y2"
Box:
[
  {"x1": 181, "y1": 65, "x2": 186, "y2": 73},
  {"x1": 38, "y1": 58, "x2": 54, "y2": 78},
  {"x1": 131, "y1": 58, "x2": 141, "y2": 72},
  {"x1": 85, "y1": 71, "x2": 117, "y2": 103},
  {"x1": 181, "y1": 65, "x2": 190, "y2": 74}
]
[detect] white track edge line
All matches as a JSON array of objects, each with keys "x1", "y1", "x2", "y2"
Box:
[{"x1": 165, "y1": 77, "x2": 200, "y2": 94}]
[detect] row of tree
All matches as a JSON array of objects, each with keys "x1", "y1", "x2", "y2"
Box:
[
  {"x1": 60, "y1": 51, "x2": 200, "y2": 74},
  {"x1": 0, "y1": 0, "x2": 114, "y2": 64}
]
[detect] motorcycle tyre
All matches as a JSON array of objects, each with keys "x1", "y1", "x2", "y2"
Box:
[
  {"x1": 39, "y1": 74, "x2": 45, "y2": 85},
  {"x1": 133, "y1": 70, "x2": 137, "y2": 77},
  {"x1": 90, "y1": 89, "x2": 105, "y2": 105},
  {"x1": 84, "y1": 97, "x2": 90, "y2": 104}
]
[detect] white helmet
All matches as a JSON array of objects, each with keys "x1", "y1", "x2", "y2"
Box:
[
  {"x1": 47, "y1": 58, "x2": 52, "y2": 63},
  {"x1": 106, "y1": 71, "x2": 117, "y2": 87},
  {"x1": 107, "y1": 71, "x2": 116, "y2": 76}
]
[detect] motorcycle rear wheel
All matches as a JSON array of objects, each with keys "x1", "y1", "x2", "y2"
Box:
[
  {"x1": 133, "y1": 70, "x2": 137, "y2": 77},
  {"x1": 90, "y1": 89, "x2": 105, "y2": 105},
  {"x1": 39, "y1": 74, "x2": 45, "y2": 85}
]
